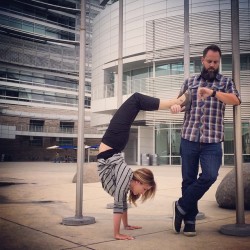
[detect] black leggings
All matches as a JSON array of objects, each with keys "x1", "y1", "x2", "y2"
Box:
[{"x1": 101, "y1": 92, "x2": 160, "y2": 152}]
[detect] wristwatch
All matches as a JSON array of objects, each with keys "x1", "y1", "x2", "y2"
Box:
[{"x1": 211, "y1": 88, "x2": 217, "y2": 97}]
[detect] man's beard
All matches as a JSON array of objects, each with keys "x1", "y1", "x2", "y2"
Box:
[{"x1": 201, "y1": 67, "x2": 219, "y2": 81}]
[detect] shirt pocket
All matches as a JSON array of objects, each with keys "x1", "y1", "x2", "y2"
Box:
[
  {"x1": 190, "y1": 83, "x2": 200, "y2": 91},
  {"x1": 189, "y1": 84, "x2": 200, "y2": 96},
  {"x1": 211, "y1": 83, "x2": 225, "y2": 92}
]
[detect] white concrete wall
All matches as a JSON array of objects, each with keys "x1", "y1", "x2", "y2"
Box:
[
  {"x1": 91, "y1": 0, "x2": 234, "y2": 105},
  {"x1": 91, "y1": 0, "x2": 185, "y2": 102}
]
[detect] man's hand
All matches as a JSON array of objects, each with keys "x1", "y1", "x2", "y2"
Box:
[
  {"x1": 198, "y1": 87, "x2": 213, "y2": 100},
  {"x1": 115, "y1": 233, "x2": 135, "y2": 240}
]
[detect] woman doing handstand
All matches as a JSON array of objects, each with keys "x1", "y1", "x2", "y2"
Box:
[{"x1": 97, "y1": 91, "x2": 191, "y2": 240}]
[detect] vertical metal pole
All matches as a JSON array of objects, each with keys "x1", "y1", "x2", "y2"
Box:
[
  {"x1": 152, "y1": 19, "x2": 155, "y2": 95},
  {"x1": 231, "y1": 0, "x2": 244, "y2": 225},
  {"x1": 220, "y1": 0, "x2": 250, "y2": 236},
  {"x1": 75, "y1": 0, "x2": 86, "y2": 218},
  {"x1": 184, "y1": 0, "x2": 190, "y2": 80},
  {"x1": 62, "y1": 0, "x2": 95, "y2": 225},
  {"x1": 184, "y1": 0, "x2": 205, "y2": 221},
  {"x1": 106, "y1": 0, "x2": 124, "y2": 210},
  {"x1": 117, "y1": 0, "x2": 123, "y2": 107}
]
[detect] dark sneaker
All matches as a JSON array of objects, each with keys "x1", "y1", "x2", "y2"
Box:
[
  {"x1": 172, "y1": 201, "x2": 184, "y2": 233},
  {"x1": 183, "y1": 223, "x2": 196, "y2": 237},
  {"x1": 180, "y1": 89, "x2": 192, "y2": 112}
]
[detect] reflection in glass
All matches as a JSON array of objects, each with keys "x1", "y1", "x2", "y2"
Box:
[{"x1": 155, "y1": 127, "x2": 170, "y2": 165}]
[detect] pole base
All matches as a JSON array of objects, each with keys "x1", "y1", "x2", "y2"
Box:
[
  {"x1": 196, "y1": 212, "x2": 205, "y2": 220},
  {"x1": 62, "y1": 216, "x2": 95, "y2": 226},
  {"x1": 220, "y1": 224, "x2": 250, "y2": 237}
]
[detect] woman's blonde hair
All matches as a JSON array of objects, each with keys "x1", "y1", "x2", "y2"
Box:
[{"x1": 128, "y1": 168, "x2": 156, "y2": 206}]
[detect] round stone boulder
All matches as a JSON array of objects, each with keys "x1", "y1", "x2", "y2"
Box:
[
  {"x1": 72, "y1": 162, "x2": 99, "y2": 183},
  {"x1": 215, "y1": 163, "x2": 250, "y2": 210}
]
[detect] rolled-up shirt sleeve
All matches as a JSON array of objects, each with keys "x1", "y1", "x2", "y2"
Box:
[{"x1": 227, "y1": 78, "x2": 241, "y2": 103}]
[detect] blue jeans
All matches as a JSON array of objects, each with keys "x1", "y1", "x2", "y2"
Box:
[{"x1": 178, "y1": 138, "x2": 222, "y2": 223}]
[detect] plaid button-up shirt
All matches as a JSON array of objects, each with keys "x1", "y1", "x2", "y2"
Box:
[{"x1": 180, "y1": 73, "x2": 241, "y2": 143}]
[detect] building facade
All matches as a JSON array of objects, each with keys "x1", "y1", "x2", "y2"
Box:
[
  {"x1": 91, "y1": 0, "x2": 250, "y2": 165},
  {"x1": 0, "y1": 0, "x2": 103, "y2": 161}
]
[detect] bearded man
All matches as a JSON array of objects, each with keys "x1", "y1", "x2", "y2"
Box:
[{"x1": 170, "y1": 44, "x2": 241, "y2": 236}]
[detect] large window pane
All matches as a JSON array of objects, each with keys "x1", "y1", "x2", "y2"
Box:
[
  {"x1": 132, "y1": 68, "x2": 148, "y2": 79},
  {"x1": 171, "y1": 62, "x2": 184, "y2": 75},
  {"x1": 224, "y1": 125, "x2": 234, "y2": 165},
  {"x1": 240, "y1": 54, "x2": 249, "y2": 70},
  {"x1": 35, "y1": 24, "x2": 45, "y2": 35},
  {"x1": 190, "y1": 61, "x2": 195, "y2": 74},
  {"x1": 9, "y1": 17, "x2": 22, "y2": 29},
  {"x1": 171, "y1": 128, "x2": 181, "y2": 156},
  {"x1": 30, "y1": 120, "x2": 44, "y2": 132},
  {"x1": 155, "y1": 127, "x2": 170, "y2": 165},
  {"x1": 155, "y1": 64, "x2": 171, "y2": 76},
  {"x1": 194, "y1": 59, "x2": 202, "y2": 73},
  {"x1": 131, "y1": 68, "x2": 148, "y2": 92},
  {"x1": 224, "y1": 124, "x2": 234, "y2": 154},
  {"x1": 60, "y1": 121, "x2": 74, "y2": 133},
  {"x1": 222, "y1": 56, "x2": 232, "y2": 71},
  {"x1": 243, "y1": 123, "x2": 250, "y2": 163},
  {"x1": 0, "y1": 15, "x2": 9, "y2": 26},
  {"x1": 59, "y1": 137, "x2": 73, "y2": 146},
  {"x1": 30, "y1": 136, "x2": 43, "y2": 147},
  {"x1": 23, "y1": 21, "x2": 34, "y2": 32}
]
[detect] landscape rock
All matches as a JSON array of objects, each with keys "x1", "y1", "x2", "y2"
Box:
[
  {"x1": 72, "y1": 162, "x2": 100, "y2": 183},
  {"x1": 215, "y1": 163, "x2": 250, "y2": 210}
]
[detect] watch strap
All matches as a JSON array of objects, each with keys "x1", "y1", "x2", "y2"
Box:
[{"x1": 211, "y1": 89, "x2": 217, "y2": 97}]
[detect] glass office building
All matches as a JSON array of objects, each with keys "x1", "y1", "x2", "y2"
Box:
[
  {"x1": 91, "y1": 0, "x2": 250, "y2": 165},
  {"x1": 0, "y1": 0, "x2": 103, "y2": 161}
]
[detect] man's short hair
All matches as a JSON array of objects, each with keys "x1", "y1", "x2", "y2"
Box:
[{"x1": 203, "y1": 44, "x2": 222, "y2": 57}]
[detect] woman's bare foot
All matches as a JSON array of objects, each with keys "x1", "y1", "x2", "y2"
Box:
[{"x1": 115, "y1": 233, "x2": 135, "y2": 240}]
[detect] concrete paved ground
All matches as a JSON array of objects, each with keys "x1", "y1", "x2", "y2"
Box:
[{"x1": 0, "y1": 162, "x2": 249, "y2": 250}]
